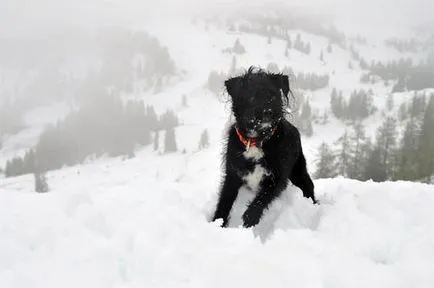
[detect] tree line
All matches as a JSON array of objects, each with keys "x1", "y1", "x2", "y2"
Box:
[
  {"x1": 316, "y1": 94, "x2": 434, "y2": 183},
  {"x1": 330, "y1": 88, "x2": 377, "y2": 122},
  {"x1": 3, "y1": 89, "x2": 181, "y2": 178}
]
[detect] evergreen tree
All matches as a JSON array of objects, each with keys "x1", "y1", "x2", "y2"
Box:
[
  {"x1": 198, "y1": 129, "x2": 210, "y2": 150},
  {"x1": 306, "y1": 42, "x2": 311, "y2": 55},
  {"x1": 146, "y1": 105, "x2": 159, "y2": 131},
  {"x1": 409, "y1": 92, "x2": 426, "y2": 119},
  {"x1": 320, "y1": 50, "x2": 324, "y2": 62},
  {"x1": 347, "y1": 122, "x2": 368, "y2": 179},
  {"x1": 335, "y1": 130, "x2": 351, "y2": 177},
  {"x1": 154, "y1": 131, "x2": 159, "y2": 151},
  {"x1": 299, "y1": 100, "x2": 313, "y2": 137},
  {"x1": 233, "y1": 38, "x2": 246, "y2": 54},
  {"x1": 164, "y1": 127, "x2": 177, "y2": 153},
  {"x1": 417, "y1": 95, "x2": 434, "y2": 182},
  {"x1": 364, "y1": 146, "x2": 387, "y2": 182},
  {"x1": 314, "y1": 142, "x2": 337, "y2": 179},
  {"x1": 360, "y1": 58, "x2": 368, "y2": 69},
  {"x1": 286, "y1": 37, "x2": 292, "y2": 49},
  {"x1": 396, "y1": 119, "x2": 420, "y2": 180},
  {"x1": 320, "y1": 110, "x2": 329, "y2": 125},
  {"x1": 330, "y1": 88, "x2": 346, "y2": 119},
  {"x1": 375, "y1": 117, "x2": 398, "y2": 179}
]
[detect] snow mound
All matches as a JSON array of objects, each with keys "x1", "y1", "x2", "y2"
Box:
[{"x1": 1, "y1": 157, "x2": 434, "y2": 288}]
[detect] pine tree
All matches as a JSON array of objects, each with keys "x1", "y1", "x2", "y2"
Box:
[
  {"x1": 335, "y1": 130, "x2": 351, "y2": 177},
  {"x1": 396, "y1": 119, "x2": 420, "y2": 180},
  {"x1": 198, "y1": 129, "x2": 210, "y2": 150},
  {"x1": 299, "y1": 100, "x2": 313, "y2": 137},
  {"x1": 154, "y1": 131, "x2": 159, "y2": 151},
  {"x1": 364, "y1": 146, "x2": 387, "y2": 182},
  {"x1": 330, "y1": 88, "x2": 338, "y2": 116},
  {"x1": 286, "y1": 37, "x2": 292, "y2": 49},
  {"x1": 306, "y1": 42, "x2": 311, "y2": 55},
  {"x1": 417, "y1": 95, "x2": 434, "y2": 182},
  {"x1": 347, "y1": 122, "x2": 368, "y2": 180},
  {"x1": 320, "y1": 50, "x2": 324, "y2": 62},
  {"x1": 233, "y1": 38, "x2": 246, "y2": 54},
  {"x1": 375, "y1": 117, "x2": 398, "y2": 179},
  {"x1": 321, "y1": 111, "x2": 329, "y2": 125},
  {"x1": 314, "y1": 142, "x2": 337, "y2": 178},
  {"x1": 164, "y1": 127, "x2": 177, "y2": 153}
]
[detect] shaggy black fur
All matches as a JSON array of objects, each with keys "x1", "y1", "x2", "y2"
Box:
[{"x1": 212, "y1": 67, "x2": 317, "y2": 228}]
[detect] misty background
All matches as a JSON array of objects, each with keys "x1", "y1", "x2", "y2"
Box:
[{"x1": 0, "y1": 0, "x2": 433, "y2": 190}]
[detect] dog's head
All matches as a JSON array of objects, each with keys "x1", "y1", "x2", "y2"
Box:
[{"x1": 225, "y1": 67, "x2": 290, "y2": 140}]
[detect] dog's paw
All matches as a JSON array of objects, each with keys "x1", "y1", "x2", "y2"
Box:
[{"x1": 242, "y1": 206, "x2": 263, "y2": 228}]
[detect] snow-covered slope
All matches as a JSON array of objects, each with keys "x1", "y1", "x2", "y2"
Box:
[
  {"x1": 1, "y1": 149, "x2": 434, "y2": 287},
  {"x1": 1, "y1": 6, "x2": 434, "y2": 287}
]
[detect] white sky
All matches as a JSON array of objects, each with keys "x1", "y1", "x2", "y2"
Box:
[{"x1": 0, "y1": 0, "x2": 432, "y2": 37}]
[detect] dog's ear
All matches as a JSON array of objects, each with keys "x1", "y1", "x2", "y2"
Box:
[
  {"x1": 224, "y1": 76, "x2": 242, "y2": 98},
  {"x1": 269, "y1": 74, "x2": 290, "y2": 96}
]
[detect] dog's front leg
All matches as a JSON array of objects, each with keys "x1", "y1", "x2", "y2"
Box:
[
  {"x1": 242, "y1": 177, "x2": 286, "y2": 228},
  {"x1": 212, "y1": 171, "x2": 243, "y2": 227}
]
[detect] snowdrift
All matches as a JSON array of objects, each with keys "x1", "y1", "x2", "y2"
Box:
[{"x1": 1, "y1": 156, "x2": 434, "y2": 288}]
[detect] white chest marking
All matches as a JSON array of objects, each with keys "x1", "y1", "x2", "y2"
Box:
[
  {"x1": 243, "y1": 165, "x2": 269, "y2": 192},
  {"x1": 243, "y1": 146, "x2": 264, "y2": 161}
]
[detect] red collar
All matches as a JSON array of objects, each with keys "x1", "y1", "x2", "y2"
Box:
[{"x1": 235, "y1": 127, "x2": 277, "y2": 149}]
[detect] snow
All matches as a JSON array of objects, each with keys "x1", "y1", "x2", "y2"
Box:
[
  {"x1": 1, "y1": 149, "x2": 434, "y2": 287},
  {"x1": 1, "y1": 6, "x2": 434, "y2": 288}
]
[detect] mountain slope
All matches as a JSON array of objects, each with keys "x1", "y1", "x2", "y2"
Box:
[{"x1": 1, "y1": 150, "x2": 434, "y2": 287}]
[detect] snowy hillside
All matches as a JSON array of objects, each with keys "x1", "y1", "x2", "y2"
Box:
[
  {"x1": 1, "y1": 2, "x2": 434, "y2": 287},
  {"x1": 1, "y1": 150, "x2": 434, "y2": 287}
]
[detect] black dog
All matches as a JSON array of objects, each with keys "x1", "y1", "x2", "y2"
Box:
[{"x1": 212, "y1": 67, "x2": 317, "y2": 228}]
